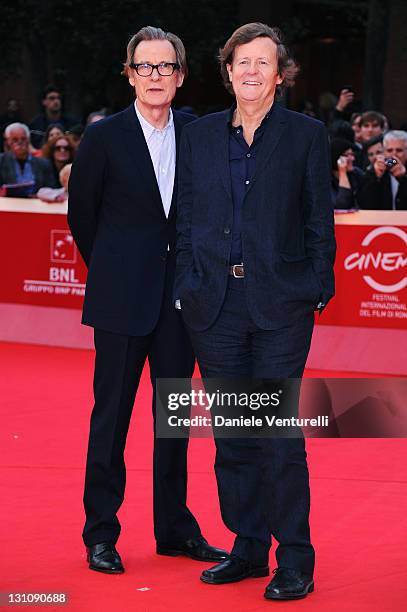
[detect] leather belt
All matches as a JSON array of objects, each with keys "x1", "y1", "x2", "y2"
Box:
[{"x1": 229, "y1": 263, "x2": 244, "y2": 278}]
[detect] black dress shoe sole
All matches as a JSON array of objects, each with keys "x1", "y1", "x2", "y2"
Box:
[
  {"x1": 200, "y1": 566, "x2": 269, "y2": 584},
  {"x1": 156, "y1": 546, "x2": 227, "y2": 562},
  {"x1": 88, "y1": 564, "x2": 125, "y2": 574},
  {"x1": 264, "y1": 581, "x2": 314, "y2": 600}
]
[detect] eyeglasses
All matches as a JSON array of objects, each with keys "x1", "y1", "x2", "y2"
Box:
[
  {"x1": 54, "y1": 145, "x2": 69, "y2": 151},
  {"x1": 9, "y1": 138, "x2": 28, "y2": 145},
  {"x1": 129, "y1": 62, "x2": 180, "y2": 77},
  {"x1": 46, "y1": 95, "x2": 61, "y2": 101}
]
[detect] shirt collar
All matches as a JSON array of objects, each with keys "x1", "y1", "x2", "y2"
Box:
[
  {"x1": 134, "y1": 100, "x2": 173, "y2": 139},
  {"x1": 13, "y1": 153, "x2": 32, "y2": 163},
  {"x1": 227, "y1": 102, "x2": 274, "y2": 130}
]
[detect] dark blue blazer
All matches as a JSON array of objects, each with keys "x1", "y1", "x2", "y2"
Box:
[
  {"x1": 175, "y1": 103, "x2": 336, "y2": 331},
  {"x1": 68, "y1": 104, "x2": 195, "y2": 335}
]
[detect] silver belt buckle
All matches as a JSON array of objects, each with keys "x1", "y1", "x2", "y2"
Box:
[{"x1": 232, "y1": 263, "x2": 244, "y2": 278}]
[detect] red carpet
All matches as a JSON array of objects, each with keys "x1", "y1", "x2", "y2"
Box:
[{"x1": 1, "y1": 341, "x2": 407, "y2": 611}]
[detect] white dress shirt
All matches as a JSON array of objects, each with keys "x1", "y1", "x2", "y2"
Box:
[{"x1": 134, "y1": 100, "x2": 175, "y2": 218}]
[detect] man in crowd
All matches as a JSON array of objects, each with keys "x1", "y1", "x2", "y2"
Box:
[
  {"x1": 68, "y1": 26, "x2": 227, "y2": 575},
  {"x1": 29, "y1": 85, "x2": 78, "y2": 148},
  {"x1": 354, "y1": 111, "x2": 387, "y2": 169},
  {"x1": 359, "y1": 130, "x2": 407, "y2": 210},
  {"x1": 359, "y1": 111, "x2": 386, "y2": 144},
  {"x1": 0, "y1": 122, "x2": 56, "y2": 195}
]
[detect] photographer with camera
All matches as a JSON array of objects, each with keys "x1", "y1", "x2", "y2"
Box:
[
  {"x1": 330, "y1": 138, "x2": 364, "y2": 210},
  {"x1": 363, "y1": 135, "x2": 384, "y2": 170},
  {"x1": 358, "y1": 130, "x2": 407, "y2": 210}
]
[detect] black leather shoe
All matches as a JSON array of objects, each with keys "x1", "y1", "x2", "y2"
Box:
[
  {"x1": 201, "y1": 556, "x2": 269, "y2": 584},
  {"x1": 156, "y1": 536, "x2": 228, "y2": 562},
  {"x1": 264, "y1": 568, "x2": 314, "y2": 600},
  {"x1": 87, "y1": 542, "x2": 124, "y2": 574}
]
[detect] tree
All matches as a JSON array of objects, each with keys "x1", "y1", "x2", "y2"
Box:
[{"x1": 1, "y1": 0, "x2": 239, "y2": 117}]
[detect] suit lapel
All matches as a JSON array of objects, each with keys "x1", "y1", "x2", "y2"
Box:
[
  {"x1": 211, "y1": 110, "x2": 232, "y2": 199},
  {"x1": 4, "y1": 154, "x2": 17, "y2": 183},
  {"x1": 246, "y1": 103, "x2": 287, "y2": 195},
  {"x1": 120, "y1": 104, "x2": 166, "y2": 219}
]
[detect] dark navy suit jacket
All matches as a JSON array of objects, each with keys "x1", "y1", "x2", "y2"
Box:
[
  {"x1": 68, "y1": 104, "x2": 195, "y2": 335},
  {"x1": 175, "y1": 103, "x2": 336, "y2": 331}
]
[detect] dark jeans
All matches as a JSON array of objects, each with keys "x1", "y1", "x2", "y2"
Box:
[
  {"x1": 187, "y1": 276, "x2": 315, "y2": 575},
  {"x1": 82, "y1": 265, "x2": 201, "y2": 547}
]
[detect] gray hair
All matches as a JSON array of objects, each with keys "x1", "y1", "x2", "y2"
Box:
[
  {"x1": 4, "y1": 122, "x2": 30, "y2": 139},
  {"x1": 383, "y1": 130, "x2": 407, "y2": 147},
  {"x1": 122, "y1": 26, "x2": 188, "y2": 78}
]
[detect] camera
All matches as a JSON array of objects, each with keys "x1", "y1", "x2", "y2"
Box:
[{"x1": 384, "y1": 158, "x2": 398, "y2": 168}]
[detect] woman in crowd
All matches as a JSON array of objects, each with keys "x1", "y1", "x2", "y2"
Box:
[
  {"x1": 43, "y1": 123, "x2": 65, "y2": 145},
  {"x1": 330, "y1": 138, "x2": 364, "y2": 209},
  {"x1": 41, "y1": 134, "x2": 75, "y2": 186},
  {"x1": 32, "y1": 123, "x2": 66, "y2": 158}
]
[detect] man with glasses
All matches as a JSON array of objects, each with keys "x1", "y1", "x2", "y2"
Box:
[
  {"x1": 0, "y1": 122, "x2": 56, "y2": 195},
  {"x1": 68, "y1": 26, "x2": 227, "y2": 575},
  {"x1": 359, "y1": 130, "x2": 407, "y2": 210},
  {"x1": 29, "y1": 85, "x2": 78, "y2": 149}
]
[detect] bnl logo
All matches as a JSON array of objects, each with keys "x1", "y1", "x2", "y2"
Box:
[{"x1": 50, "y1": 230, "x2": 77, "y2": 264}]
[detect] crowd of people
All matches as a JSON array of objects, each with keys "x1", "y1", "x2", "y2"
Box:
[
  {"x1": 328, "y1": 96, "x2": 407, "y2": 210},
  {"x1": 0, "y1": 86, "x2": 108, "y2": 202},
  {"x1": 0, "y1": 84, "x2": 406, "y2": 209}
]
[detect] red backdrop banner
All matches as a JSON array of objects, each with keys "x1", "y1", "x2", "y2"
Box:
[
  {"x1": 1, "y1": 204, "x2": 406, "y2": 329},
  {"x1": 317, "y1": 219, "x2": 407, "y2": 329},
  {"x1": 1, "y1": 210, "x2": 87, "y2": 309}
]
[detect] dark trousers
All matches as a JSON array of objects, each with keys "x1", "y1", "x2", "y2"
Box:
[
  {"x1": 82, "y1": 265, "x2": 201, "y2": 547},
  {"x1": 187, "y1": 276, "x2": 315, "y2": 575}
]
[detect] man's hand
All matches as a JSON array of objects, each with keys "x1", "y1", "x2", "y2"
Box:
[
  {"x1": 336, "y1": 89, "x2": 354, "y2": 112},
  {"x1": 389, "y1": 157, "x2": 406, "y2": 179},
  {"x1": 373, "y1": 154, "x2": 387, "y2": 179}
]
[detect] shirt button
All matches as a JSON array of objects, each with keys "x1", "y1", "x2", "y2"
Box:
[
  {"x1": 236, "y1": 129, "x2": 241, "y2": 134},
  {"x1": 245, "y1": 180, "x2": 250, "y2": 185},
  {"x1": 246, "y1": 153, "x2": 251, "y2": 158},
  {"x1": 223, "y1": 228, "x2": 231, "y2": 235}
]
